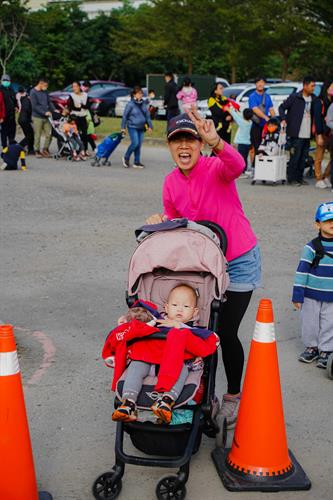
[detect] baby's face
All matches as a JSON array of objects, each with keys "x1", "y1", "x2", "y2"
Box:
[{"x1": 165, "y1": 287, "x2": 198, "y2": 323}]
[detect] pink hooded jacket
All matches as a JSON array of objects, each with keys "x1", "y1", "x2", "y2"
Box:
[
  {"x1": 163, "y1": 142, "x2": 257, "y2": 262},
  {"x1": 176, "y1": 87, "x2": 198, "y2": 109}
]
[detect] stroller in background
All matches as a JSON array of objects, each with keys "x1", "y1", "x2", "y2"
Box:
[
  {"x1": 93, "y1": 220, "x2": 229, "y2": 500},
  {"x1": 91, "y1": 132, "x2": 124, "y2": 166},
  {"x1": 48, "y1": 116, "x2": 78, "y2": 161},
  {"x1": 252, "y1": 124, "x2": 287, "y2": 185}
]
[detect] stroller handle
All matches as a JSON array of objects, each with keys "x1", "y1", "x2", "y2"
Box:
[{"x1": 196, "y1": 220, "x2": 227, "y2": 256}]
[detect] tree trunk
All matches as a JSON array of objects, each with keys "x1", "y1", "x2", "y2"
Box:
[
  {"x1": 187, "y1": 53, "x2": 193, "y2": 75},
  {"x1": 231, "y1": 64, "x2": 237, "y2": 84},
  {"x1": 281, "y1": 53, "x2": 289, "y2": 80}
]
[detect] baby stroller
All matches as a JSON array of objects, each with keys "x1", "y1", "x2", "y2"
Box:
[
  {"x1": 91, "y1": 132, "x2": 124, "y2": 167},
  {"x1": 48, "y1": 116, "x2": 78, "y2": 161},
  {"x1": 252, "y1": 124, "x2": 287, "y2": 185},
  {"x1": 93, "y1": 220, "x2": 229, "y2": 500}
]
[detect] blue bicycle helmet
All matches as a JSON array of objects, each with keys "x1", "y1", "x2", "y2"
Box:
[{"x1": 315, "y1": 202, "x2": 333, "y2": 222}]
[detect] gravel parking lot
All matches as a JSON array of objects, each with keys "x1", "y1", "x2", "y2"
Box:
[{"x1": 1, "y1": 144, "x2": 332, "y2": 500}]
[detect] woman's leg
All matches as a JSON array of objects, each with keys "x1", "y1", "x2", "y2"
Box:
[
  {"x1": 125, "y1": 127, "x2": 139, "y2": 161},
  {"x1": 218, "y1": 290, "x2": 253, "y2": 395},
  {"x1": 134, "y1": 129, "x2": 144, "y2": 164},
  {"x1": 76, "y1": 117, "x2": 88, "y2": 151}
]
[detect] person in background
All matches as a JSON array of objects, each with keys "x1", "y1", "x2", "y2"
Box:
[
  {"x1": 121, "y1": 86, "x2": 152, "y2": 169},
  {"x1": 147, "y1": 89, "x2": 158, "y2": 119},
  {"x1": 30, "y1": 77, "x2": 55, "y2": 158},
  {"x1": 68, "y1": 81, "x2": 89, "y2": 157},
  {"x1": 17, "y1": 87, "x2": 34, "y2": 155},
  {"x1": 325, "y1": 101, "x2": 333, "y2": 191},
  {"x1": 279, "y1": 75, "x2": 322, "y2": 186},
  {"x1": 0, "y1": 89, "x2": 5, "y2": 148},
  {"x1": 227, "y1": 106, "x2": 253, "y2": 173},
  {"x1": 208, "y1": 82, "x2": 234, "y2": 144},
  {"x1": 249, "y1": 76, "x2": 275, "y2": 157},
  {"x1": 313, "y1": 81, "x2": 333, "y2": 189},
  {"x1": 164, "y1": 72, "x2": 179, "y2": 123},
  {"x1": 0, "y1": 74, "x2": 17, "y2": 148},
  {"x1": 176, "y1": 77, "x2": 198, "y2": 113}
]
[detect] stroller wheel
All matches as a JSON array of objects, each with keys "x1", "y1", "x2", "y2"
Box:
[
  {"x1": 105, "y1": 161, "x2": 112, "y2": 166},
  {"x1": 327, "y1": 353, "x2": 333, "y2": 380},
  {"x1": 92, "y1": 472, "x2": 122, "y2": 499},
  {"x1": 251, "y1": 180, "x2": 256, "y2": 185},
  {"x1": 282, "y1": 180, "x2": 286, "y2": 185},
  {"x1": 156, "y1": 475, "x2": 186, "y2": 500},
  {"x1": 215, "y1": 415, "x2": 227, "y2": 449}
]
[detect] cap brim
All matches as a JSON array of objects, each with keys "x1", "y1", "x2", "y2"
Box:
[{"x1": 167, "y1": 128, "x2": 200, "y2": 140}]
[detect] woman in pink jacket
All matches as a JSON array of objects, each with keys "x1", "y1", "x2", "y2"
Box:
[
  {"x1": 147, "y1": 109, "x2": 261, "y2": 428},
  {"x1": 176, "y1": 77, "x2": 198, "y2": 112}
]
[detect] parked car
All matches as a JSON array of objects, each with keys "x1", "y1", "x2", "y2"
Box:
[
  {"x1": 236, "y1": 82, "x2": 323, "y2": 113},
  {"x1": 115, "y1": 88, "x2": 166, "y2": 119},
  {"x1": 89, "y1": 86, "x2": 132, "y2": 116},
  {"x1": 49, "y1": 80, "x2": 125, "y2": 109},
  {"x1": 199, "y1": 81, "x2": 323, "y2": 117}
]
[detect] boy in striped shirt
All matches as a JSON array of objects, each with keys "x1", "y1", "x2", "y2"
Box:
[{"x1": 293, "y1": 202, "x2": 333, "y2": 368}]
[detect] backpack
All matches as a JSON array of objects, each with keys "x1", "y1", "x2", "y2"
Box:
[{"x1": 310, "y1": 237, "x2": 333, "y2": 268}]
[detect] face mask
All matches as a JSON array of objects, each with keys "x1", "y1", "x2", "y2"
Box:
[{"x1": 2, "y1": 81, "x2": 10, "y2": 88}]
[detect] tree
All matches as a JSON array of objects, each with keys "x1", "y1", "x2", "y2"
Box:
[{"x1": 0, "y1": 0, "x2": 29, "y2": 74}]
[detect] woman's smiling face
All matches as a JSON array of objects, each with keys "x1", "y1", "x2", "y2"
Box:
[{"x1": 168, "y1": 133, "x2": 203, "y2": 175}]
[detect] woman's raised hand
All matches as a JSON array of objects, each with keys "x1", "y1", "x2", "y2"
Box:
[
  {"x1": 187, "y1": 106, "x2": 221, "y2": 147},
  {"x1": 145, "y1": 214, "x2": 168, "y2": 224}
]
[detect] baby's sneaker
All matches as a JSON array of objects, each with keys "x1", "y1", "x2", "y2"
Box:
[
  {"x1": 112, "y1": 399, "x2": 137, "y2": 422},
  {"x1": 151, "y1": 395, "x2": 175, "y2": 424},
  {"x1": 298, "y1": 346, "x2": 319, "y2": 363},
  {"x1": 316, "y1": 351, "x2": 333, "y2": 369}
]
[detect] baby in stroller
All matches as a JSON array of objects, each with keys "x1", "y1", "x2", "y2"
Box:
[
  {"x1": 59, "y1": 109, "x2": 86, "y2": 161},
  {"x1": 104, "y1": 284, "x2": 219, "y2": 424}
]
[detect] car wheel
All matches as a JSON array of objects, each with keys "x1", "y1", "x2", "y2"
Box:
[{"x1": 107, "y1": 106, "x2": 115, "y2": 117}]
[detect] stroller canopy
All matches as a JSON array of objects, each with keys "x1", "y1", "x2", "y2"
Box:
[{"x1": 128, "y1": 227, "x2": 229, "y2": 327}]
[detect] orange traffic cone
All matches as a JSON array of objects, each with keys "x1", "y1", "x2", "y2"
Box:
[
  {"x1": 0, "y1": 324, "x2": 52, "y2": 500},
  {"x1": 212, "y1": 299, "x2": 311, "y2": 491}
]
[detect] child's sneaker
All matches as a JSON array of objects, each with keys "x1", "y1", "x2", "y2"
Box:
[
  {"x1": 151, "y1": 395, "x2": 175, "y2": 424},
  {"x1": 298, "y1": 347, "x2": 319, "y2": 363},
  {"x1": 316, "y1": 351, "x2": 333, "y2": 369},
  {"x1": 112, "y1": 399, "x2": 137, "y2": 422}
]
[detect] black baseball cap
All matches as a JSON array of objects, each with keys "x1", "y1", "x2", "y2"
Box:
[{"x1": 167, "y1": 113, "x2": 200, "y2": 140}]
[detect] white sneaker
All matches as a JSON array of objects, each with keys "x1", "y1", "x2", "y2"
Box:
[
  {"x1": 315, "y1": 180, "x2": 327, "y2": 189},
  {"x1": 219, "y1": 393, "x2": 241, "y2": 429},
  {"x1": 324, "y1": 177, "x2": 332, "y2": 188}
]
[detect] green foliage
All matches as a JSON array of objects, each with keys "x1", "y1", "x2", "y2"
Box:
[{"x1": 4, "y1": 0, "x2": 333, "y2": 88}]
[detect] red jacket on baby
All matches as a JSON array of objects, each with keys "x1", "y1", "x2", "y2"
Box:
[{"x1": 102, "y1": 318, "x2": 219, "y2": 391}]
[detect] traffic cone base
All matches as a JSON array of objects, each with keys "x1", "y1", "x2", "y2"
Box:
[{"x1": 212, "y1": 448, "x2": 311, "y2": 492}]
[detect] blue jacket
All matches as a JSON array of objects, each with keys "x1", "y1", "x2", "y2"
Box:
[
  {"x1": 292, "y1": 238, "x2": 333, "y2": 303},
  {"x1": 121, "y1": 99, "x2": 152, "y2": 130}
]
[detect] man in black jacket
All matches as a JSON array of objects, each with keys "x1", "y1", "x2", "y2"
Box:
[
  {"x1": 0, "y1": 74, "x2": 17, "y2": 148},
  {"x1": 164, "y1": 72, "x2": 179, "y2": 123},
  {"x1": 279, "y1": 76, "x2": 322, "y2": 185}
]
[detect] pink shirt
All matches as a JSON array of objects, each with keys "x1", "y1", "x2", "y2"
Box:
[
  {"x1": 163, "y1": 142, "x2": 257, "y2": 261},
  {"x1": 176, "y1": 88, "x2": 198, "y2": 108}
]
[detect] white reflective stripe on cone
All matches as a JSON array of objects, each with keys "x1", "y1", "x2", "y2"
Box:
[
  {"x1": 253, "y1": 322, "x2": 276, "y2": 343},
  {"x1": 0, "y1": 351, "x2": 20, "y2": 376}
]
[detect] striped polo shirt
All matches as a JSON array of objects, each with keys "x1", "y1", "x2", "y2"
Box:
[{"x1": 292, "y1": 237, "x2": 333, "y2": 303}]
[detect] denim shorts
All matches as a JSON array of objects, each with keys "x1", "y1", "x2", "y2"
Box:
[{"x1": 227, "y1": 244, "x2": 262, "y2": 292}]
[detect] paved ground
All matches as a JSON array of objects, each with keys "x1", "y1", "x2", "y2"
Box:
[{"x1": 1, "y1": 144, "x2": 332, "y2": 500}]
